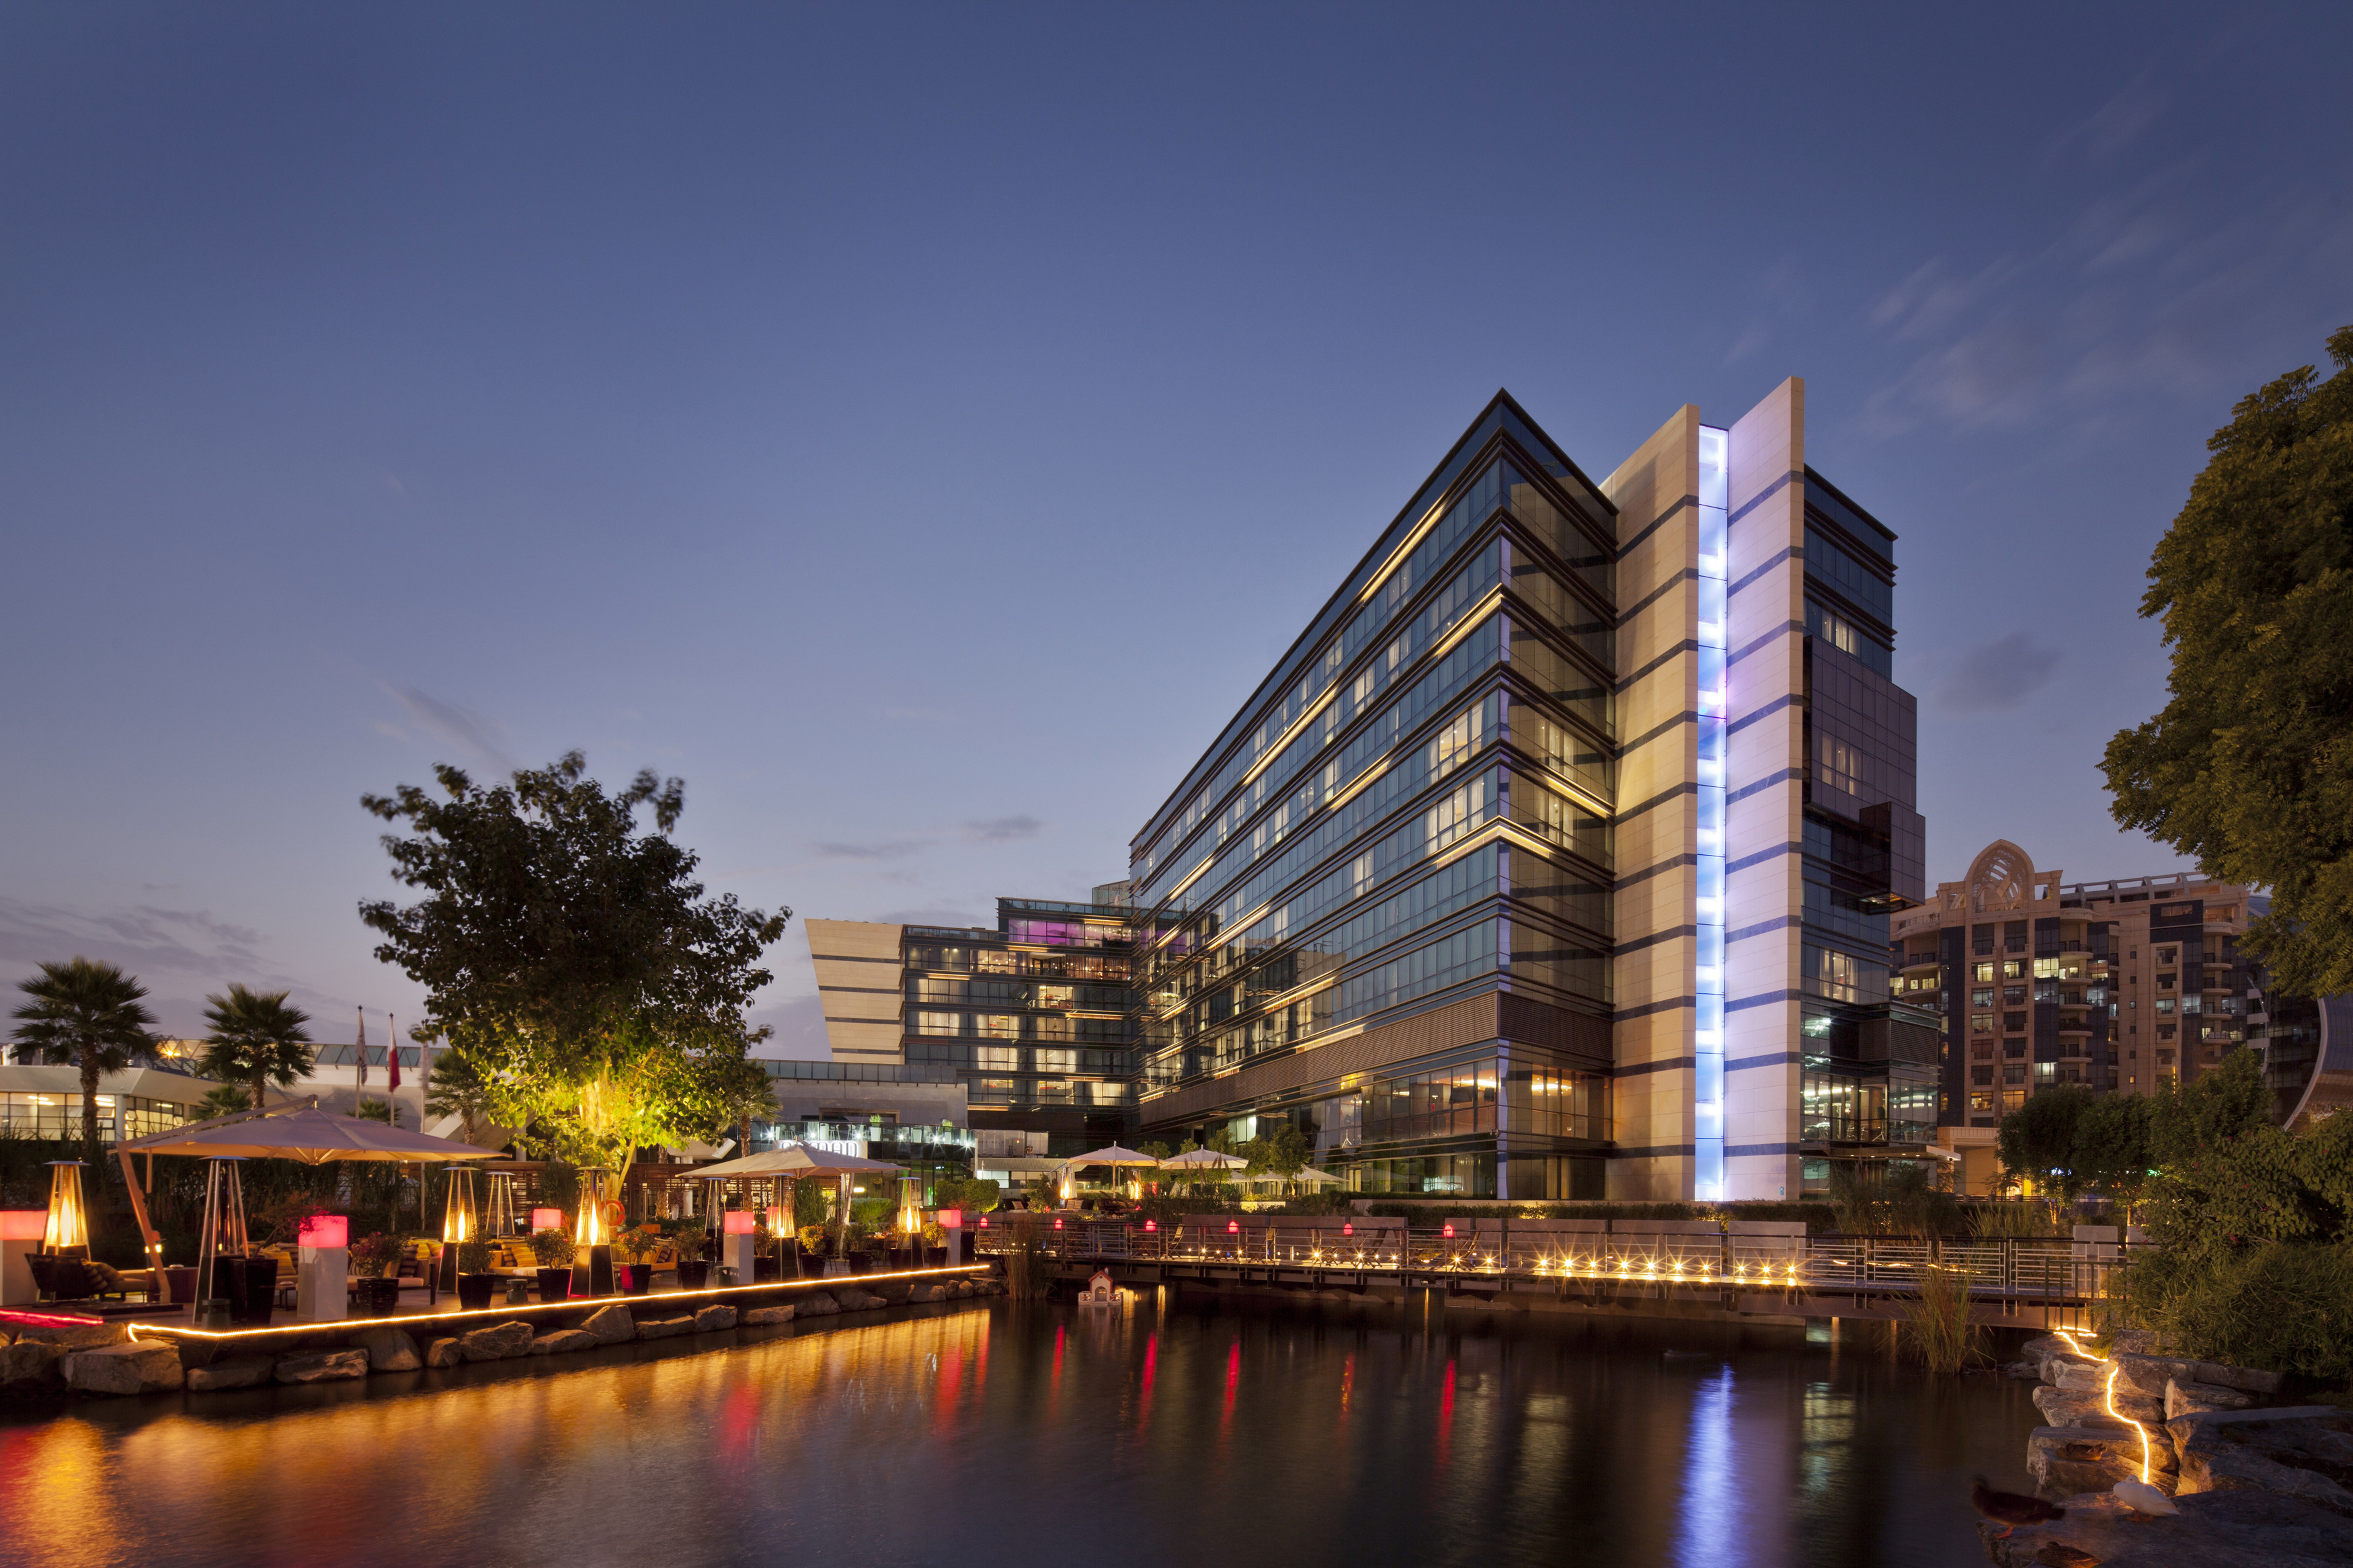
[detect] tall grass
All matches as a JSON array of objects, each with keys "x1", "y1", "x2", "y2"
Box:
[
  {"x1": 1902, "y1": 1264, "x2": 1983, "y2": 1374},
  {"x1": 1007, "y1": 1211, "x2": 1055, "y2": 1299},
  {"x1": 1965, "y1": 1200, "x2": 2063, "y2": 1240}
]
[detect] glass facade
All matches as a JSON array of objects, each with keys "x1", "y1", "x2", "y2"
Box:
[
  {"x1": 1128, "y1": 398, "x2": 1618, "y2": 1198},
  {"x1": 898, "y1": 897, "x2": 1138, "y2": 1152},
  {"x1": 0, "y1": 1091, "x2": 195, "y2": 1143}
]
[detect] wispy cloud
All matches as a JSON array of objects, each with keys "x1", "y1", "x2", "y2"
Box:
[
  {"x1": 814, "y1": 839, "x2": 932, "y2": 862},
  {"x1": 1932, "y1": 633, "x2": 2063, "y2": 714},
  {"x1": 383, "y1": 685, "x2": 514, "y2": 772},
  {"x1": 961, "y1": 815, "x2": 1042, "y2": 842}
]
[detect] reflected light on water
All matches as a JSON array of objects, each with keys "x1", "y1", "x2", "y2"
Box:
[{"x1": 0, "y1": 1305, "x2": 2040, "y2": 1568}]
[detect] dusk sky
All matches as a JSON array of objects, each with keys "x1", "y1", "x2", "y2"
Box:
[{"x1": 3, "y1": 6, "x2": 2348, "y2": 1055}]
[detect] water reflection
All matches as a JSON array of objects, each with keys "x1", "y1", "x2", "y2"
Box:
[{"x1": 0, "y1": 1304, "x2": 2037, "y2": 1568}]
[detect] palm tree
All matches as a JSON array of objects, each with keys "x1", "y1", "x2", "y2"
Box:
[
  {"x1": 198, "y1": 984, "x2": 316, "y2": 1112},
  {"x1": 10, "y1": 956, "x2": 163, "y2": 1169},
  {"x1": 424, "y1": 1041, "x2": 498, "y2": 1147}
]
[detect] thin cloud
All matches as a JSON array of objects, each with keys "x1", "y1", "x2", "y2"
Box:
[
  {"x1": 962, "y1": 815, "x2": 1043, "y2": 842},
  {"x1": 814, "y1": 839, "x2": 932, "y2": 862},
  {"x1": 1932, "y1": 633, "x2": 2063, "y2": 714},
  {"x1": 383, "y1": 685, "x2": 514, "y2": 772}
]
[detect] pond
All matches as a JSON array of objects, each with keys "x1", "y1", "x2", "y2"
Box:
[{"x1": 0, "y1": 1298, "x2": 2042, "y2": 1567}]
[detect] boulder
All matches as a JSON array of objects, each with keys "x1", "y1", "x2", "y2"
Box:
[
  {"x1": 186, "y1": 1355, "x2": 276, "y2": 1392},
  {"x1": 2106, "y1": 1327, "x2": 2162, "y2": 1356},
  {"x1": 1, "y1": 1340, "x2": 67, "y2": 1387},
  {"x1": 840, "y1": 1289, "x2": 889, "y2": 1311},
  {"x1": 9, "y1": 1319, "x2": 125, "y2": 1352},
  {"x1": 1979, "y1": 1484, "x2": 2353, "y2": 1568},
  {"x1": 742, "y1": 1304, "x2": 795, "y2": 1327},
  {"x1": 2027, "y1": 1426, "x2": 2173, "y2": 1500},
  {"x1": 2050, "y1": 1359, "x2": 2110, "y2": 1394},
  {"x1": 64, "y1": 1341, "x2": 185, "y2": 1395},
  {"x1": 273, "y1": 1348, "x2": 369, "y2": 1385},
  {"x1": 796, "y1": 1292, "x2": 841, "y2": 1316},
  {"x1": 423, "y1": 1337, "x2": 463, "y2": 1369},
  {"x1": 2020, "y1": 1334, "x2": 2073, "y2": 1373},
  {"x1": 2033, "y1": 1385, "x2": 2127, "y2": 1430},
  {"x1": 2169, "y1": 1407, "x2": 2353, "y2": 1516},
  {"x1": 2169, "y1": 1377, "x2": 2258, "y2": 1420},
  {"x1": 691, "y1": 1305, "x2": 736, "y2": 1332},
  {"x1": 2117, "y1": 1352, "x2": 2286, "y2": 1403},
  {"x1": 635, "y1": 1316, "x2": 696, "y2": 1340},
  {"x1": 350, "y1": 1326, "x2": 421, "y2": 1372},
  {"x1": 528, "y1": 1329, "x2": 598, "y2": 1356},
  {"x1": 457, "y1": 1321, "x2": 535, "y2": 1362},
  {"x1": 906, "y1": 1284, "x2": 945, "y2": 1304},
  {"x1": 579, "y1": 1304, "x2": 637, "y2": 1345}
]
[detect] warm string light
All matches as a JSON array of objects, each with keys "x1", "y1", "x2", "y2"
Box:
[{"x1": 2053, "y1": 1327, "x2": 2153, "y2": 1486}]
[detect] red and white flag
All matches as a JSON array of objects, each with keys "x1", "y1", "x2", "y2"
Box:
[
  {"x1": 355, "y1": 1006, "x2": 368, "y2": 1093},
  {"x1": 387, "y1": 1014, "x2": 402, "y2": 1094}
]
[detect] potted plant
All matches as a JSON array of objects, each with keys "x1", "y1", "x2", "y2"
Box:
[
  {"x1": 672, "y1": 1225, "x2": 711, "y2": 1290},
  {"x1": 614, "y1": 1224, "x2": 660, "y2": 1294},
  {"x1": 797, "y1": 1223, "x2": 829, "y2": 1279},
  {"x1": 922, "y1": 1220, "x2": 948, "y2": 1269},
  {"x1": 349, "y1": 1232, "x2": 402, "y2": 1312},
  {"x1": 529, "y1": 1226, "x2": 574, "y2": 1302},
  {"x1": 454, "y1": 1237, "x2": 499, "y2": 1311}
]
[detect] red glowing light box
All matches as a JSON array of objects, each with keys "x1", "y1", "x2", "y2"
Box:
[
  {"x1": 0, "y1": 1211, "x2": 46, "y2": 1241},
  {"x1": 935, "y1": 1209, "x2": 962, "y2": 1229},
  {"x1": 723, "y1": 1212, "x2": 755, "y2": 1235},
  {"x1": 530, "y1": 1208, "x2": 563, "y2": 1232},
  {"x1": 296, "y1": 1214, "x2": 349, "y2": 1249}
]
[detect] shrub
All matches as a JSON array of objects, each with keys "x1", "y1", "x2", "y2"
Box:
[
  {"x1": 1901, "y1": 1264, "x2": 1983, "y2": 1374},
  {"x1": 672, "y1": 1227, "x2": 707, "y2": 1263},
  {"x1": 348, "y1": 1232, "x2": 401, "y2": 1277},
  {"x1": 527, "y1": 1227, "x2": 573, "y2": 1268},
  {"x1": 2145, "y1": 1242, "x2": 2353, "y2": 1383},
  {"x1": 455, "y1": 1237, "x2": 491, "y2": 1274}
]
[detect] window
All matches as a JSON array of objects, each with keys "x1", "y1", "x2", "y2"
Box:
[
  {"x1": 2032, "y1": 956, "x2": 2060, "y2": 979},
  {"x1": 1971, "y1": 1015, "x2": 1995, "y2": 1034},
  {"x1": 2003, "y1": 1012, "x2": 2026, "y2": 1032},
  {"x1": 2003, "y1": 985, "x2": 2026, "y2": 1005},
  {"x1": 1970, "y1": 987, "x2": 1995, "y2": 1008},
  {"x1": 2159, "y1": 973, "x2": 2177, "y2": 991},
  {"x1": 1973, "y1": 962, "x2": 1995, "y2": 983},
  {"x1": 2156, "y1": 999, "x2": 2176, "y2": 1016},
  {"x1": 2158, "y1": 948, "x2": 2177, "y2": 965},
  {"x1": 2003, "y1": 960, "x2": 2024, "y2": 980}
]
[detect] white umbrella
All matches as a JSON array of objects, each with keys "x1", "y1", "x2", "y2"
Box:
[
  {"x1": 119, "y1": 1100, "x2": 499, "y2": 1165},
  {"x1": 694, "y1": 1142, "x2": 901, "y2": 1264},
  {"x1": 1063, "y1": 1145, "x2": 1160, "y2": 1201},
  {"x1": 1292, "y1": 1166, "x2": 1343, "y2": 1186},
  {"x1": 1159, "y1": 1147, "x2": 1248, "y2": 1170}
]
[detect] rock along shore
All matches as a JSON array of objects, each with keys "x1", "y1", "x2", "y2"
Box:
[{"x1": 1, "y1": 1274, "x2": 1003, "y2": 1399}]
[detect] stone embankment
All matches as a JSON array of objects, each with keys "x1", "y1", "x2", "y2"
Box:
[
  {"x1": 1981, "y1": 1329, "x2": 2353, "y2": 1565},
  {"x1": 0, "y1": 1276, "x2": 1002, "y2": 1399}
]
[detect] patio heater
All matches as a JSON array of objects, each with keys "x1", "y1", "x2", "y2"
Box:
[
  {"x1": 436, "y1": 1165, "x2": 480, "y2": 1292},
  {"x1": 196, "y1": 1156, "x2": 262, "y2": 1326},
  {"x1": 42, "y1": 1160, "x2": 90, "y2": 1257},
  {"x1": 485, "y1": 1171, "x2": 521, "y2": 1237},
  {"x1": 897, "y1": 1175, "x2": 922, "y2": 1255},
  {"x1": 572, "y1": 1167, "x2": 615, "y2": 1296},
  {"x1": 15, "y1": 1161, "x2": 93, "y2": 1305}
]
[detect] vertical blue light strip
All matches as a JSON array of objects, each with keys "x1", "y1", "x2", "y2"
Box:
[{"x1": 1693, "y1": 425, "x2": 1730, "y2": 1202}]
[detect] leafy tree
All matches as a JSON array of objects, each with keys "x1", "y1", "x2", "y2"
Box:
[
  {"x1": 9, "y1": 956, "x2": 163, "y2": 1168},
  {"x1": 360, "y1": 753, "x2": 790, "y2": 1170},
  {"x1": 713, "y1": 1056, "x2": 777, "y2": 1155},
  {"x1": 1138, "y1": 1140, "x2": 1173, "y2": 1159},
  {"x1": 198, "y1": 983, "x2": 315, "y2": 1112},
  {"x1": 2071, "y1": 1090, "x2": 2155, "y2": 1215},
  {"x1": 2148, "y1": 1044, "x2": 2275, "y2": 1167},
  {"x1": 1996, "y1": 1085, "x2": 2093, "y2": 1203},
  {"x1": 354, "y1": 1098, "x2": 393, "y2": 1124},
  {"x1": 931, "y1": 1174, "x2": 1001, "y2": 1214},
  {"x1": 2104, "y1": 327, "x2": 2353, "y2": 995}
]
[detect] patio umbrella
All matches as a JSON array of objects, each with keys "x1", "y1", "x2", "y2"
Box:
[
  {"x1": 1064, "y1": 1145, "x2": 1161, "y2": 1202},
  {"x1": 1157, "y1": 1145, "x2": 1248, "y2": 1196},
  {"x1": 692, "y1": 1142, "x2": 900, "y2": 1261},
  {"x1": 119, "y1": 1100, "x2": 500, "y2": 1165}
]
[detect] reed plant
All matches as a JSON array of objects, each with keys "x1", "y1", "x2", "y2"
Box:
[
  {"x1": 1964, "y1": 1200, "x2": 2060, "y2": 1240},
  {"x1": 1901, "y1": 1263, "x2": 1983, "y2": 1374},
  {"x1": 1007, "y1": 1211, "x2": 1054, "y2": 1299}
]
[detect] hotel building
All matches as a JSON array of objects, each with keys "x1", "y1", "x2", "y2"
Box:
[
  {"x1": 1119, "y1": 384, "x2": 1925, "y2": 1201},
  {"x1": 1894, "y1": 841, "x2": 2353, "y2": 1147},
  {"x1": 807, "y1": 895, "x2": 1139, "y2": 1160}
]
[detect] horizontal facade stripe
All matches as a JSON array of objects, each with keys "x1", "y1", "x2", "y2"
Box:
[
  {"x1": 1618, "y1": 780, "x2": 1696, "y2": 823},
  {"x1": 1726, "y1": 546, "x2": 1799, "y2": 600},
  {"x1": 1725, "y1": 914, "x2": 1798, "y2": 944},
  {"x1": 810, "y1": 953, "x2": 903, "y2": 964},
  {"x1": 1613, "y1": 1055, "x2": 1694, "y2": 1077},
  {"x1": 1614, "y1": 923, "x2": 1695, "y2": 956},
  {"x1": 1726, "y1": 841, "x2": 1800, "y2": 876},
  {"x1": 1612, "y1": 852, "x2": 1696, "y2": 890},
  {"x1": 1726, "y1": 692, "x2": 1799, "y2": 737},
  {"x1": 1612, "y1": 1143, "x2": 1696, "y2": 1159},
  {"x1": 1728, "y1": 468, "x2": 1802, "y2": 526},
  {"x1": 1726, "y1": 1050, "x2": 1796, "y2": 1072},
  {"x1": 822, "y1": 1016, "x2": 902, "y2": 1026},
  {"x1": 817, "y1": 985, "x2": 902, "y2": 995},
  {"x1": 1725, "y1": 1141, "x2": 1799, "y2": 1157},
  {"x1": 1619, "y1": 709, "x2": 1697, "y2": 758},
  {"x1": 1727, "y1": 767, "x2": 1804, "y2": 805},
  {"x1": 1727, "y1": 621, "x2": 1804, "y2": 671},
  {"x1": 1613, "y1": 995, "x2": 1693, "y2": 1022},
  {"x1": 1726, "y1": 988, "x2": 1808, "y2": 1014},
  {"x1": 1615, "y1": 638, "x2": 1698, "y2": 693},
  {"x1": 1620, "y1": 495, "x2": 1696, "y2": 559},
  {"x1": 1617, "y1": 567, "x2": 1696, "y2": 625}
]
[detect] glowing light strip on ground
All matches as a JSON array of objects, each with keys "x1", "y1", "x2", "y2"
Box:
[
  {"x1": 2053, "y1": 1327, "x2": 2153, "y2": 1485},
  {"x1": 122, "y1": 1265, "x2": 992, "y2": 1342}
]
